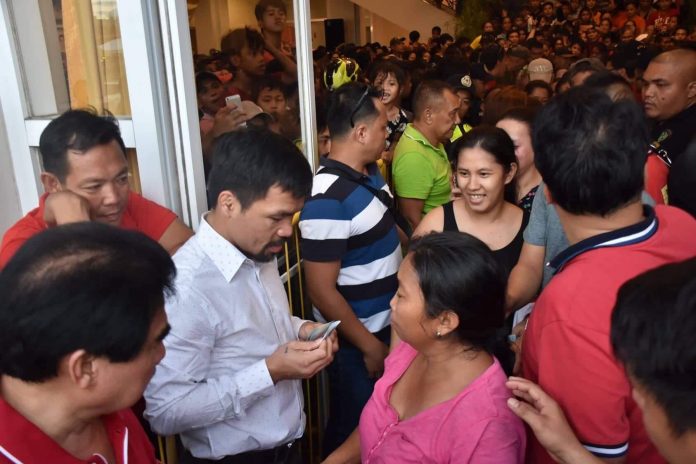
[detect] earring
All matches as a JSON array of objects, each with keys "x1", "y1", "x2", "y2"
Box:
[{"x1": 436, "y1": 329, "x2": 442, "y2": 338}]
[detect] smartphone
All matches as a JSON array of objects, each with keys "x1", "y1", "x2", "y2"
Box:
[
  {"x1": 307, "y1": 321, "x2": 341, "y2": 342},
  {"x1": 225, "y1": 94, "x2": 246, "y2": 127},
  {"x1": 225, "y1": 94, "x2": 242, "y2": 109}
]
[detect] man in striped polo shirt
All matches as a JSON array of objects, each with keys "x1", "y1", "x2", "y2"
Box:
[{"x1": 299, "y1": 83, "x2": 403, "y2": 456}]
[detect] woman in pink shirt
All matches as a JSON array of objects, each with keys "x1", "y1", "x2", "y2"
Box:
[{"x1": 324, "y1": 232, "x2": 526, "y2": 463}]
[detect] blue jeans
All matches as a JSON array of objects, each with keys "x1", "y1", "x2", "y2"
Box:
[{"x1": 322, "y1": 326, "x2": 391, "y2": 457}]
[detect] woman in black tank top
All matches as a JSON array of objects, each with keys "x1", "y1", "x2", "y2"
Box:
[{"x1": 414, "y1": 127, "x2": 528, "y2": 279}]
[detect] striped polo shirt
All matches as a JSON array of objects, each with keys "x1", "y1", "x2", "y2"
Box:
[{"x1": 299, "y1": 157, "x2": 402, "y2": 332}]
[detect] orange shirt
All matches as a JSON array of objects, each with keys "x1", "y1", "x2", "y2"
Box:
[{"x1": 0, "y1": 191, "x2": 176, "y2": 268}]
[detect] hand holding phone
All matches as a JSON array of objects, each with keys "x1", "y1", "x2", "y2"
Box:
[
  {"x1": 225, "y1": 95, "x2": 246, "y2": 128},
  {"x1": 225, "y1": 94, "x2": 242, "y2": 109}
]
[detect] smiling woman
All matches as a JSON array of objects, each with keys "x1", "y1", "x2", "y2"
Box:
[{"x1": 414, "y1": 126, "x2": 529, "y2": 280}]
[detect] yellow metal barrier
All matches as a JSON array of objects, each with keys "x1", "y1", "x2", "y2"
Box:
[
  {"x1": 156, "y1": 435, "x2": 178, "y2": 464},
  {"x1": 283, "y1": 212, "x2": 323, "y2": 464}
]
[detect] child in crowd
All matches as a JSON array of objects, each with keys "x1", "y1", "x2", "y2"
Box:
[
  {"x1": 369, "y1": 60, "x2": 411, "y2": 161},
  {"x1": 253, "y1": 76, "x2": 287, "y2": 121}
]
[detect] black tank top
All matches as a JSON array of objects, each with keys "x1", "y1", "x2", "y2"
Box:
[{"x1": 442, "y1": 201, "x2": 530, "y2": 278}]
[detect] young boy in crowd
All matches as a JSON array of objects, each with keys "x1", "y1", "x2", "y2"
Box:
[
  {"x1": 220, "y1": 27, "x2": 267, "y2": 100},
  {"x1": 369, "y1": 60, "x2": 411, "y2": 161},
  {"x1": 253, "y1": 76, "x2": 287, "y2": 121},
  {"x1": 255, "y1": 0, "x2": 297, "y2": 83}
]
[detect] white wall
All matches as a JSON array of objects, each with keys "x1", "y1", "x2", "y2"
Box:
[
  {"x1": 190, "y1": 0, "x2": 261, "y2": 54},
  {"x1": 0, "y1": 102, "x2": 22, "y2": 238},
  {"x1": 350, "y1": 0, "x2": 454, "y2": 43},
  {"x1": 366, "y1": 10, "x2": 410, "y2": 45}
]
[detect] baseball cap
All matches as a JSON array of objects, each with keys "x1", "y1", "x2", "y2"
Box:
[{"x1": 528, "y1": 58, "x2": 553, "y2": 83}]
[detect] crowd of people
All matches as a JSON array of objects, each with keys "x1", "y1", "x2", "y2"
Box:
[{"x1": 1, "y1": 0, "x2": 696, "y2": 463}]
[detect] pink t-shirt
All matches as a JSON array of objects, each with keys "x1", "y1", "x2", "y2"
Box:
[{"x1": 359, "y1": 342, "x2": 525, "y2": 463}]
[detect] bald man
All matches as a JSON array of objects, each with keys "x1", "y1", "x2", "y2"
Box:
[{"x1": 641, "y1": 48, "x2": 696, "y2": 204}]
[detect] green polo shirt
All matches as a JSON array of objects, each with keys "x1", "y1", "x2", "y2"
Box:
[{"x1": 392, "y1": 124, "x2": 452, "y2": 215}]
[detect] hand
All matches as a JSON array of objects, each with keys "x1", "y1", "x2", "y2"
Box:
[
  {"x1": 380, "y1": 149, "x2": 393, "y2": 163},
  {"x1": 363, "y1": 340, "x2": 389, "y2": 378},
  {"x1": 509, "y1": 318, "x2": 528, "y2": 376},
  {"x1": 43, "y1": 191, "x2": 91, "y2": 226},
  {"x1": 298, "y1": 321, "x2": 339, "y2": 354},
  {"x1": 266, "y1": 339, "x2": 334, "y2": 383},
  {"x1": 211, "y1": 105, "x2": 248, "y2": 138},
  {"x1": 506, "y1": 377, "x2": 595, "y2": 464}
]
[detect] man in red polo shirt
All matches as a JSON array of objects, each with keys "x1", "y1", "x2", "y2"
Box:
[
  {"x1": 522, "y1": 87, "x2": 696, "y2": 464},
  {"x1": 0, "y1": 222, "x2": 174, "y2": 463},
  {"x1": 0, "y1": 109, "x2": 193, "y2": 268}
]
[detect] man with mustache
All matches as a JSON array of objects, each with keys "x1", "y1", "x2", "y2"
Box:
[
  {"x1": 145, "y1": 129, "x2": 337, "y2": 463},
  {"x1": 642, "y1": 48, "x2": 696, "y2": 204}
]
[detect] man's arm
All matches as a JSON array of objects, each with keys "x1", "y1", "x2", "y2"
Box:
[
  {"x1": 397, "y1": 197, "x2": 425, "y2": 230},
  {"x1": 322, "y1": 428, "x2": 361, "y2": 464},
  {"x1": 42, "y1": 191, "x2": 92, "y2": 225},
  {"x1": 264, "y1": 40, "x2": 298, "y2": 83},
  {"x1": 505, "y1": 242, "x2": 545, "y2": 315},
  {"x1": 304, "y1": 260, "x2": 389, "y2": 378},
  {"x1": 392, "y1": 150, "x2": 435, "y2": 230},
  {"x1": 158, "y1": 218, "x2": 193, "y2": 255}
]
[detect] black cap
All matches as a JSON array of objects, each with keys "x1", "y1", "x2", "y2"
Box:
[{"x1": 446, "y1": 73, "x2": 474, "y2": 90}]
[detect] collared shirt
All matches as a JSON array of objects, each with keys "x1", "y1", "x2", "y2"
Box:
[
  {"x1": 0, "y1": 396, "x2": 158, "y2": 464},
  {"x1": 392, "y1": 124, "x2": 452, "y2": 215},
  {"x1": 0, "y1": 192, "x2": 176, "y2": 269},
  {"x1": 523, "y1": 205, "x2": 696, "y2": 464},
  {"x1": 144, "y1": 216, "x2": 306, "y2": 460}
]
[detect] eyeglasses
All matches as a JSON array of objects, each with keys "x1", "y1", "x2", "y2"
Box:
[{"x1": 349, "y1": 86, "x2": 383, "y2": 128}]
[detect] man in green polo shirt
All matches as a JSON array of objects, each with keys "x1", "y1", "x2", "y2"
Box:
[{"x1": 392, "y1": 80, "x2": 460, "y2": 229}]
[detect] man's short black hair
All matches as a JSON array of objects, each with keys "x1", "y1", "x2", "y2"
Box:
[
  {"x1": 432, "y1": 26, "x2": 442, "y2": 34},
  {"x1": 221, "y1": 27, "x2": 265, "y2": 56},
  {"x1": 409, "y1": 30, "x2": 420, "y2": 42},
  {"x1": 254, "y1": 0, "x2": 286, "y2": 21},
  {"x1": 207, "y1": 129, "x2": 312, "y2": 209},
  {"x1": 326, "y1": 82, "x2": 381, "y2": 140},
  {"x1": 532, "y1": 87, "x2": 646, "y2": 215},
  {"x1": 611, "y1": 258, "x2": 696, "y2": 436},
  {"x1": 196, "y1": 71, "x2": 222, "y2": 94},
  {"x1": 252, "y1": 75, "x2": 286, "y2": 102},
  {"x1": 582, "y1": 71, "x2": 631, "y2": 93},
  {"x1": 412, "y1": 80, "x2": 454, "y2": 120},
  {"x1": 39, "y1": 109, "x2": 127, "y2": 182},
  {"x1": 0, "y1": 223, "x2": 175, "y2": 382}
]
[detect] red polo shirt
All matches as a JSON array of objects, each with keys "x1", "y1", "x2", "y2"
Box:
[
  {"x1": 523, "y1": 205, "x2": 696, "y2": 464},
  {"x1": 0, "y1": 191, "x2": 176, "y2": 268},
  {"x1": 0, "y1": 396, "x2": 159, "y2": 464}
]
